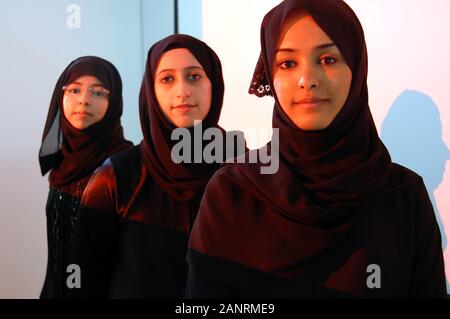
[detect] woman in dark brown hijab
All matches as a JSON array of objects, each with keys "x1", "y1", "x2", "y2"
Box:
[
  {"x1": 39, "y1": 56, "x2": 132, "y2": 298},
  {"x1": 74, "y1": 34, "x2": 243, "y2": 298},
  {"x1": 187, "y1": 0, "x2": 447, "y2": 298}
]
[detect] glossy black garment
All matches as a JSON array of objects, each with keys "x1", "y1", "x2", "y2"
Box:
[
  {"x1": 75, "y1": 146, "x2": 199, "y2": 298},
  {"x1": 39, "y1": 56, "x2": 132, "y2": 298}
]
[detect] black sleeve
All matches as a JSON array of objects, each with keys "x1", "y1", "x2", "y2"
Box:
[
  {"x1": 409, "y1": 177, "x2": 447, "y2": 298},
  {"x1": 72, "y1": 160, "x2": 119, "y2": 299}
]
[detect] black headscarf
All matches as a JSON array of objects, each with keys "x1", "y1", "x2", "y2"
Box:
[
  {"x1": 139, "y1": 34, "x2": 227, "y2": 202},
  {"x1": 39, "y1": 56, "x2": 132, "y2": 188}
]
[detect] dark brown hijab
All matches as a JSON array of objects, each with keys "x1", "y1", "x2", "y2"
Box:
[
  {"x1": 139, "y1": 34, "x2": 226, "y2": 202},
  {"x1": 189, "y1": 0, "x2": 408, "y2": 278},
  {"x1": 248, "y1": 0, "x2": 401, "y2": 205},
  {"x1": 39, "y1": 56, "x2": 132, "y2": 188}
]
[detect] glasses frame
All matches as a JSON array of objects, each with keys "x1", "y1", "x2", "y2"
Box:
[{"x1": 62, "y1": 85, "x2": 111, "y2": 98}]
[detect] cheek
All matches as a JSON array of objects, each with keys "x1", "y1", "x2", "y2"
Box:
[
  {"x1": 202, "y1": 82, "x2": 212, "y2": 113},
  {"x1": 343, "y1": 70, "x2": 352, "y2": 99},
  {"x1": 329, "y1": 68, "x2": 352, "y2": 102},
  {"x1": 337, "y1": 74, "x2": 352, "y2": 110},
  {"x1": 154, "y1": 86, "x2": 171, "y2": 112},
  {"x1": 62, "y1": 96, "x2": 72, "y2": 118},
  {"x1": 97, "y1": 101, "x2": 109, "y2": 118},
  {"x1": 273, "y1": 76, "x2": 292, "y2": 109},
  {"x1": 273, "y1": 77, "x2": 283, "y2": 95}
]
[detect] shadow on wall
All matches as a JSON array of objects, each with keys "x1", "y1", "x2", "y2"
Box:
[{"x1": 380, "y1": 89, "x2": 450, "y2": 292}]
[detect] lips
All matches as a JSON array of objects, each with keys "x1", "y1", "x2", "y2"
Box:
[
  {"x1": 294, "y1": 97, "x2": 329, "y2": 109},
  {"x1": 73, "y1": 111, "x2": 93, "y2": 117},
  {"x1": 172, "y1": 104, "x2": 196, "y2": 111}
]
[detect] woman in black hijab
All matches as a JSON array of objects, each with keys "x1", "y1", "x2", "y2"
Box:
[
  {"x1": 39, "y1": 56, "x2": 133, "y2": 298},
  {"x1": 186, "y1": 0, "x2": 447, "y2": 298},
  {"x1": 74, "y1": 34, "x2": 244, "y2": 298}
]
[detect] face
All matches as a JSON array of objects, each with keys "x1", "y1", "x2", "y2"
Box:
[
  {"x1": 272, "y1": 14, "x2": 352, "y2": 130},
  {"x1": 62, "y1": 75, "x2": 109, "y2": 130},
  {"x1": 154, "y1": 48, "x2": 212, "y2": 128}
]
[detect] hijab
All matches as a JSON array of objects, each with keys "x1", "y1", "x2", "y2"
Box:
[
  {"x1": 138, "y1": 34, "x2": 228, "y2": 202},
  {"x1": 246, "y1": 0, "x2": 400, "y2": 206},
  {"x1": 189, "y1": 0, "x2": 408, "y2": 279},
  {"x1": 39, "y1": 56, "x2": 132, "y2": 188}
]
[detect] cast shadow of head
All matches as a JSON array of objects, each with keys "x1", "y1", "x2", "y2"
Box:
[{"x1": 380, "y1": 89, "x2": 450, "y2": 292}]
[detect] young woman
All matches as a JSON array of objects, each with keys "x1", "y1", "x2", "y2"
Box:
[
  {"x1": 39, "y1": 56, "x2": 132, "y2": 298},
  {"x1": 74, "y1": 34, "x2": 244, "y2": 298},
  {"x1": 186, "y1": 0, "x2": 447, "y2": 298}
]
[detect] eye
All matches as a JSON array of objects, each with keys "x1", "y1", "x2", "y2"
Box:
[
  {"x1": 320, "y1": 56, "x2": 337, "y2": 65},
  {"x1": 68, "y1": 87, "x2": 81, "y2": 94},
  {"x1": 92, "y1": 89, "x2": 107, "y2": 98},
  {"x1": 160, "y1": 75, "x2": 174, "y2": 84},
  {"x1": 279, "y1": 60, "x2": 297, "y2": 69},
  {"x1": 188, "y1": 73, "x2": 201, "y2": 81}
]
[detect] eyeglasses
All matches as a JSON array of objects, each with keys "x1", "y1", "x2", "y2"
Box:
[{"x1": 62, "y1": 85, "x2": 110, "y2": 98}]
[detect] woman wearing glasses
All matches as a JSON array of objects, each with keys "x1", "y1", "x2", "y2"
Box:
[
  {"x1": 39, "y1": 56, "x2": 132, "y2": 298},
  {"x1": 74, "y1": 34, "x2": 245, "y2": 298}
]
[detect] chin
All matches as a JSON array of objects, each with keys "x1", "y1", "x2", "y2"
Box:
[
  {"x1": 295, "y1": 119, "x2": 329, "y2": 131},
  {"x1": 72, "y1": 123, "x2": 86, "y2": 130},
  {"x1": 77, "y1": 122, "x2": 94, "y2": 130},
  {"x1": 173, "y1": 120, "x2": 194, "y2": 129}
]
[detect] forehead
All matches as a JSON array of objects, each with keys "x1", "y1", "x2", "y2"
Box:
[
  {"x1": 67, "y1": 75, "x2": 104, "y2": 86},
  {"x1": 277, "y1": 15, "x2": 334, "y2": 51},
  {"x1": 156, "y1": 48, "x2": 202, "y2": 71}
]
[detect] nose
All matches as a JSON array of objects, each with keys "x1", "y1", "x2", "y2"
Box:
[
  {"x1": 78, "y1": 89, "x2": 92, "y2": 105},
  {"x1": 297, "y1": 64, "x2": 319, "y2": 90},
  {"x1": 176, "y1": 79, "x2": 191, "y2": 99}
]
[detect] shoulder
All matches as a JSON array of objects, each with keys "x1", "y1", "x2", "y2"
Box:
[
  {"x1": 81, "y1": 158, "x2": 117, "y2": 212},
  {"x1": 389, "y1": 163, "x2": 437, "y2": 231},
  {"x1": 83, "y1": 145, "x2": 140, "y2": 188},
  {"x1": 390, "y1": 163, "x2": 428, "y2": 198},
  {"x1": 109, "y1": 145, "x2": 142, "y2": 172},
  {"x1": 82, "y1": 145, "x2": 144, "y2": 212}
]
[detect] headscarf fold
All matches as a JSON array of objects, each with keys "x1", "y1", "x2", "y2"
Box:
[{"x1": 39, "y1": 56, "x2": 132, "y2": 187}]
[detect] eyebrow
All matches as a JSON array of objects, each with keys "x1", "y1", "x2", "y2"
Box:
[
  {"x1": 156, "y1": 66, "x2": 204, "y2": 76},
  {"x1": 67, "y1": 82, "x2": 105, "y2": 87},
  {"x1": 275, "y1": 43, "x2": 336, "y2": 54}
]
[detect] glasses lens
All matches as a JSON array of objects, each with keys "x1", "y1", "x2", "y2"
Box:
[
  {"x1": 63, "y1": 85, "x2": 109, "y2": 98},
  {"x1": 90, "y1": 88, "x2": 108, "y2": 98},
  {"x1": 63, "y1": 85, "x2": 81, "y2": 95}
]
